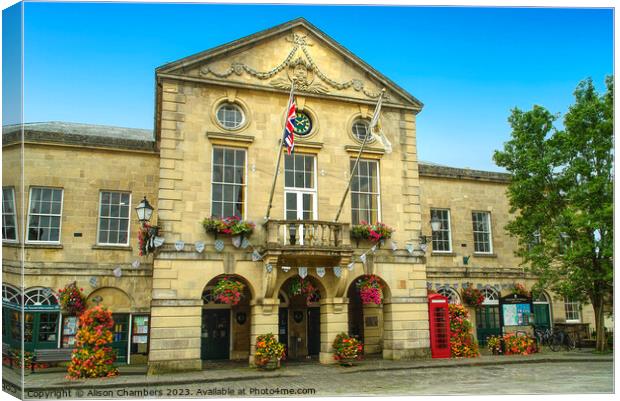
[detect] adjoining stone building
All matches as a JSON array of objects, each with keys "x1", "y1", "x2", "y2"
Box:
[{"x1": 2, "y1": 18, "x2": 598, "y2": 373}]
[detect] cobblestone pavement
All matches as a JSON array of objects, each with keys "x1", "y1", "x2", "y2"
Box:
[{"x1": 6, "y1": 359, "x2": 613, "y2": 399}]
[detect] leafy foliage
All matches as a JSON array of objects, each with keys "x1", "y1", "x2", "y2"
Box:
[
  {"x1": 350, "y1": 221, "x2": 393, "y2": 243},
  {"x1": 288, "y1": 277, "x2": 318, "y2": 304},
  {"x1": 202, "y1": 216, "x2": 255, "y2": 236},
  {"x1": 502, "y1": 333, "x2": 538, "y2": 355},
  {"x1": 67, "y1": 306, "x2": 118, "y2": 379},
  {"x1": 493, "y1": 77, "x2": 613, "y2": 351}
]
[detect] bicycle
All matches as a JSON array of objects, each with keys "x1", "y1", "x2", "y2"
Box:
[
  {"x1": 550, "y1": 329, "x2": 576, "y2": 352},
  {"x1": 534, "y1": 327, "x2": 555, "y2": 349}
]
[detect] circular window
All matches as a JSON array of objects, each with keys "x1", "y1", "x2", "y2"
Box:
[
  {"x1": 352, "y1": 119, "x2": 372, "y2": 142},
  {"x1": 216, "y1": 103, "x2": 245, "y2": 130},
  {"x1": 293, "y1": 111, "x2": 313, "y2": 137}
]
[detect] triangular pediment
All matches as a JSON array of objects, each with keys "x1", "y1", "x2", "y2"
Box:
[{"x1": 157, "y1": 18, "x2": 423, "y2": 109}]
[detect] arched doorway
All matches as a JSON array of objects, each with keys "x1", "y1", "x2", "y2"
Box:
[
  {"x1": 201, "y1": 275, "x2": 252, "y2": 361},
  {"x1": 278, "y1": 275, "x2": 324, "y2": 360},
  {"x1": 86, "y1": 287, "x2": 133, "y2": 363},
  {"x1": 533, "y1": 291, "x2": 552, "y2": 330},
  {"x1": 346, "y1": 275, "x2": 391, "y2": 355},
  {"x1": 476, "y1": 286, "x2": 501, "y2": 345}
]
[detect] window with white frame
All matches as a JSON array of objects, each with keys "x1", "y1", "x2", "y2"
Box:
[
  {"x1": 437, "y1": 286, "x2": 461, "y2": 304},
  {"x1": 564, "y1": 297, "x2": 581, "y2": 322},
  {"x1": 350, "y1": 159, "x2": 380, "y2": 225},
  {"x1": 472, "y1": 211, "x2": 493, "y2": 253},
  {"x1": 2, "y1": 187, "x2": 17, "y2": 241},
  {"x1": 27, "y1": 187, "x2": 63, "y2": 243},
  {"x1": 211, "y1": 147, "x2": 246, "y2": 218},
  {"x1": 431, "y1": 208, "x2": 452, "y2": 252},
  {"x1": 97, "y1": 191, "x2": 131, "y2": 245},
  {"x1": 216, "y1": 103, "x2": 245, "y2": 130}
]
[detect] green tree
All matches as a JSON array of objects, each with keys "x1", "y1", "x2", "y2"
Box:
[{"x1": 494, "y1": 77, "x2": 613, "y2": 351}]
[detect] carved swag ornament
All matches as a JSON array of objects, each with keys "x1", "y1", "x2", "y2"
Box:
[{"x1": 200, "y1": 33, "x2": 387, "y2": 99}]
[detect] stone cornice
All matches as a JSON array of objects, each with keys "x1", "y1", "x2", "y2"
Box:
[{"x1": 418, "y1": 163, "x2": 511, "y2": 183}]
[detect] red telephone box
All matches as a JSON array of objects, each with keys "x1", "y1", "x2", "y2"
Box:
[{"x1": 428, "y1": 293, "x2": 451, "y2": 358}]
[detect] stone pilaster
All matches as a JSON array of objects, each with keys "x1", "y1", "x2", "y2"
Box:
[
  {"x1": 249, "y1": 298, "x2": 280, "y2": 365},
  {"x1": 383, "y1": 298, "x2": 431, "y2": 360},
  {"x1": 319, "y1": 297, "x2": 349, "y2": 364}
]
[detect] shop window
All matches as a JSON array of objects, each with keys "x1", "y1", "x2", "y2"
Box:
[
  {"x1": 3, "y1": 284, "x2": 21, "y2": 306},
  {"x1": 131, "y1": 315, "x2": 150, "y2": 355},
  {"x1": 27, "y1": 187, "x2": 63, "y2": 243},
  {"x1": 97, "y1": 191, "x2": 131, "y2": 245},
  {"x1": 211, "y1": 147, "x2": 246, "y2": 218},
  {"x1": 2, "y1": 187, "x2": 17, "y2": 242},
  {"x1": 351, "y1": 159, "x2": 380, "y2": 225},
  {"x1": 564, "y1": 297, "x2": 581, "y2": 322},
  {"x1": 472, "y1": 211, "x2": 493, "y2": 254},
  {"x1": 431, "y1": 209, "x2": 452, "y2": 252},
  {"x1": 23, "y1": 288, "x2": 58, "y2": 307},
  {"x1": 62, "y1": 316, "x2": 79, "y2": 348},
  {"x1": 37, "y1": 313, "x2": 59, "y2": 343}
]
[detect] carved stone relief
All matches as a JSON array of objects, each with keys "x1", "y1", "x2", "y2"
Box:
[{"x1": 200, "y1": 32, "x2": 388, "y2": 100}]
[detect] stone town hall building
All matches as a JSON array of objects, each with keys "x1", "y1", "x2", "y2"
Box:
[{"x1": 2, "y1": 19, "x2": 595, "y2": 373}]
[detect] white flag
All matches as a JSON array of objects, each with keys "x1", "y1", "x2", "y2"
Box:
[{"x1": 369, "y1": 91, "x2": 393, "y2": 154}]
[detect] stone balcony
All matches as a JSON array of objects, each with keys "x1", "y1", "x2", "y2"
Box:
[{"x1": 263, "y1": 219, "x2": 353, "y2": 267}]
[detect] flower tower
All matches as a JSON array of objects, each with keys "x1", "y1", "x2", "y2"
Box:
[
  {"x1": 448, "y1": 304, "x2": 479, "y2": 358},
  {"x1": 67, "y1": 306, "x2": 119, "y2": 379}
]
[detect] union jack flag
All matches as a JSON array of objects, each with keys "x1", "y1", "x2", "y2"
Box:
[{"x1": 283, "y1": 97, "x2": 297, "y2": 155}]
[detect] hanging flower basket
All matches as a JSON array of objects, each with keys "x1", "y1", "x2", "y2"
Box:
[
  {"x1": 350, "y1": 221, "x2": 393, "y2": 246},
  {"x1": 511, "y1": 283, "x2": 530, "y2": 298},
  {"x1": 58, "y1": 282, "x2": 86, "y2": 316},
  {"x1": 288, "y1": 277, "x2": 317, "y2": 304},
  {"x1": 356, "y1": 275, "x2": 383, "y2": 305},
  {"x1": 202, "y1": 216, "x2": 255, "y2": 239},
  {"x1": 138, "y1": 223, "x2": 160, "y2": 256},
  {"x1": 213, "y1": 277, "x2": 245, "y2": 305},
  {"x1": 254, "y1": 333, "x2": 286, "y2": 370},
  {"x1": 332, "y1": 332, "x2": 363, "y2": 366},
  {"x1": 461, "y1": 285, "x2": 484, "y2": 307},
  {"x1": 448, "y1": 304, "x2": 479, "y2": 358}
]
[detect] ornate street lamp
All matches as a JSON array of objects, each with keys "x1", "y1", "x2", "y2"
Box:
[
  {"x1": 430, "y1": 215, "x2": 442, "y2": 232},
  {"x1": 135, "y1": 196, "x2": 154, "y2": 225}
]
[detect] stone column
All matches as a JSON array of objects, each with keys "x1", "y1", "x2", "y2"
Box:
[
  {"x1": 249, "y1": 298, "x2": 280, "y2": 366},
  {"x1": 383, "y1": 298, "x2": 430, "y2": 360},
  {"x1": 319, "y1": 297, "x2": 349, "y2": 364}
]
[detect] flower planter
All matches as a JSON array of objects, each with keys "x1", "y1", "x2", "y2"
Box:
[{"x1": 258, "y1": 358, "x2": 279, "y2": 371}]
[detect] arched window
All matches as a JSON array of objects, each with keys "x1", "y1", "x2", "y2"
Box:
[
  {"x1": 2, "y1": 284, "x2": 21, "y2": 306},
  {"x1": 481, "y1": 287, "x2": 500, "y2": 305},
  {"x1": 437, "y1": 286, "x2": 461, "y2": 304},
  {"x1": 23, "y1": 287, "x2": 58, "y2": 307},
  {"x1": 533, "y1": 291, "x2": 550, "y2": 304}
]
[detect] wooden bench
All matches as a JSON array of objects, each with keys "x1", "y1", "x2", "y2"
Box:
[
  {"x1": 31, "y1": 348, "x2": 73, "y2": 373},
  {"x1": 2, "y1": 343, "x2": 13, "y2": 368}
]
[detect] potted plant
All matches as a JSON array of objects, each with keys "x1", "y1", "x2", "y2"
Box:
[
  {"x1": 254, "y1": 333, "x2": 286, "y2": 370},
  {"x1": 461, "y1": 285, "x2": 484, "y2": 307},
  {"x1": 502, "y1": 333, "x2": 538, "y2": 355},
  {"x1": 58, "y1": 282, "x2": 86, "y2": 316},
  {"x1": 356, "y1": 275, "x2": 383, "y2": 305},
  {"x1": 487, "y1": 335, "x2": 503, "y2": 355},
  {"x1": 138, "y1": 223, "x2": 160, "y2": 256},
  {"x1": 332, "y1": 332, "x2": 363, "y2": 366},
  {"x1": 213, "y1": 277, "x2": 245, "y2": 305}
]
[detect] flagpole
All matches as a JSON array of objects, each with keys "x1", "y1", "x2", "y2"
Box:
[
  {"x1": 264, "y1": 81, "x2": 295, "y2": 221},
  {"x1": 334, "y1": 89, "x2": 385, "y2": 223}
]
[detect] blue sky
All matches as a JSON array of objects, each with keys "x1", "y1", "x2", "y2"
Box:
[{"x1": 4, "y1": 3, "x2": 614, "y2": 171}]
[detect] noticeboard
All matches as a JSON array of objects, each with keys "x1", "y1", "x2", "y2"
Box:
[{"x1": 499, "y1": 293, "x2": 533, "y2": 327}]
